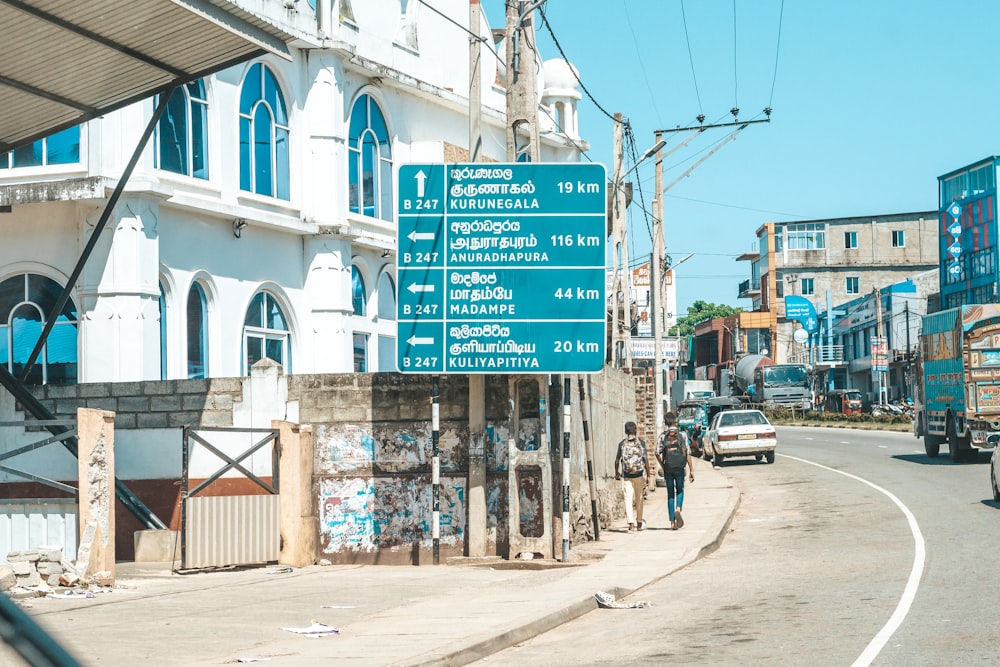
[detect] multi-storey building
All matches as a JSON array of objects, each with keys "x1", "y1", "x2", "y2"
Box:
[
  {"x1": 0, "y1": 2, "x2": 585, "y2": 385},
  {"x1": 736, "y1": 213, "x2": 938, "y2": 364}
]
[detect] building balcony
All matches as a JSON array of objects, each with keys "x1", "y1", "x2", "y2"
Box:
[
  {"x1": 738, "y1": 278, "x2": 761, "y2": 299},
  {"x1": 788, "y1": 345, "x2": 845, "y2": 366}
]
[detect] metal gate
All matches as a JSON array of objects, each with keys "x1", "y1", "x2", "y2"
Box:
[
  {"x1": 180, "y1": 426, "x2": 280, "y2": 569},
  {"x1": 0, "y1": 419, "x2": 80, "y2": 557}
]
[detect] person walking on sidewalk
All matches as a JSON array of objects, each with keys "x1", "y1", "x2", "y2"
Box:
[
  {"x1": 657, "y1": 411, "x2": 695, "y2": 530},
  {"x1": 615, "y1": 420, "x2": 650, "y2": 533}
]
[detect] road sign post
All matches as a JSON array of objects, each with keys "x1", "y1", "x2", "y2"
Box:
[{"x1": 396, "y1": 163, "x2": 607, "y2": 374}]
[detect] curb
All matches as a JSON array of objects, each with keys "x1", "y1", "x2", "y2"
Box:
[{"x1": 414, "y1": 475, "x2": 742, "y2": 666}]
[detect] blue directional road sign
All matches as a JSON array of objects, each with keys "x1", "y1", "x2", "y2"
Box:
[{"x1": 396, "y1": 162, "x2": 607, "y2": 373}]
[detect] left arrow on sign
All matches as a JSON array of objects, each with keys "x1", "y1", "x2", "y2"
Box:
[
  {"x1": 408, "y1": 230, "x2": 435, "y2": 242},
  {"x1": 407, "y1": 335, "x2": 435, "y2": 346},
  {"x1": 406, "y1": 283, "x2": 434, "y2": 293}
]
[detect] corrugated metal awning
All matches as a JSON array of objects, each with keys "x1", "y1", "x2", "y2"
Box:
[{"x1": 0, "y1": 0, "x2": 293, "y2": 153}]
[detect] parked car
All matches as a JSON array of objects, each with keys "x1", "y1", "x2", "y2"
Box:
[{"x1": 703, "y1": 409, "x2": 777, "y2": 467}]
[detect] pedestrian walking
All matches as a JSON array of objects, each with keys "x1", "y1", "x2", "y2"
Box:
[
  {"x1": 614, "y1": 420, "x2": 650, "y2": 532},
  {"x1": 656, "y1": 411, "x2": 695, "y2": 530}
]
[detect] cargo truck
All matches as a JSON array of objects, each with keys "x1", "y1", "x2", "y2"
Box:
[
  {"x1": 670, "y1": 379, "x2": 715, "y2": 410},
  {"x1": 914, "y1": 304, "x2": 1000, "y2": 461},
  {"x1": 731, "y1": 354, "x2": 813, "y2": 410}
]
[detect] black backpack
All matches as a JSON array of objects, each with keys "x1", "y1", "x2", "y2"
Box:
[{"x1": 660, "y1": 430, "x2": 686, "y2": 473}]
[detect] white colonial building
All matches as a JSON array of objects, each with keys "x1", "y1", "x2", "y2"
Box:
[{"x1": 0, "y1": 0, "x2": 586, "y2": 385}]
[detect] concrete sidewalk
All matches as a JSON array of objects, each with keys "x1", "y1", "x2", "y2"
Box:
[{"x1": 3, "y1": 458, "x2": 739, "y2": 667}]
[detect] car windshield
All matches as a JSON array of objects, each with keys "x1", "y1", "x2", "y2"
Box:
[
  {"x1": 678, "y1": 406, "x2": 705, "y2": 421},
  {"x1": 718, "y1": 411, "x2": 769, "y2": 427},
  {"x1": 845, "y1": 391, "x2": 862, "y2": 401},
  {"x1": 762, "y1": 365, "x2": 809, "y2": 387}
]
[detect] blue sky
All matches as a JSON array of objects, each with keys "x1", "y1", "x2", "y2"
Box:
[{"x1": 481, "y1": 0, "x2": 1000, "y2": 315}]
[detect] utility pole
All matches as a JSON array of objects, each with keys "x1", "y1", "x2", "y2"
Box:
[
  {"x1": 874, "y1": 287, "x2": 886, "y2": 404},
  {"x1": 610, "y1": 113, "x2": 631, "y2": 368},
  {"x1": 652, "y1": 131, "x2": 665, "y2": 430},
  {"x1": 467, "y1": 0, "x2": 486, "y2": 558},
  {"x1": 504, "y1": 0, "x2": 541, "y2": 161},
  {"x1": 904, "y1": 300, "x2": 912, "y2": 400}
]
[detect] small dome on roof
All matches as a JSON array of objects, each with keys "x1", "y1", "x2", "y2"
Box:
[{"x1": 542, "y1": 59, "x2": 581, "y2": 97}]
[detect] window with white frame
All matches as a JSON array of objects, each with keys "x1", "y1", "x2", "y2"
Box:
[
  {"x1": 846, "y1": 276, "x2": 859, "y2": 294},
  {"x1": 186, "y1": 283, "x2": 209, "y2": 379},
  {"x1": 0, "y1": 127, "x2": 79, "y2": 169},
  {"x1": 243, "y1": 291, "x2": 290, "y2": 374},
  {"x1": 239, "y1": 63, "x2": 290, "y2": 200},
  {"x1": 155, "y1": 80, "x2": 208, "y2": 179},
  {"x1": 844, "y1": 231, "x2": 857, "y2": 249},
  {"x1": 0, "y1": 273, "x2": 78, "y2": 385},
  {"x1": 348, "y1": 94, "x2": 393, "y2": 221},
  {"x1": 786, "y1": 223, "x2": 826, "y2": 250},
  {"x1": 801, "y1": 278, "x2": 815, "y2": 295},
  {"x1": 891, "y1": 230, "x2": 905, "y2": 247}
]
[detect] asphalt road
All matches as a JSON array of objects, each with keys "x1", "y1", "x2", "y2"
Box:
[{"x1": 477, "y1": 426, "x2": 1000, "y2": 666}]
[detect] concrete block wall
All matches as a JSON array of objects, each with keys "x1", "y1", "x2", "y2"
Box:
[{"x1": 11, "y1": 368, "x2": 638, "y2": 562}]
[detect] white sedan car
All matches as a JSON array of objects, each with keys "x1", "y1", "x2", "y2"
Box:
[{"x1": 703, "y1": 409, "x2": 777, "y2": 467}]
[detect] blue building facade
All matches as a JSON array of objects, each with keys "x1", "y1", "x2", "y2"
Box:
[{"x1": 938, "y1": 158, "x2": 999, "y2": 309}]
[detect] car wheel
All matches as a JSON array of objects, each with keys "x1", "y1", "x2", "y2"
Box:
[
  {"x1": 713, "y1": 451, "x2": 724, "y2": 467},
  {"x1": 765, "y1": 451, "x2": 775, "y2": 464},
  {"x1": 993, "y1": 457, "x2": 1000, "y2": 502},
  {"x1": 754, "y1": 454, "x2": 763, "y2": 462}
]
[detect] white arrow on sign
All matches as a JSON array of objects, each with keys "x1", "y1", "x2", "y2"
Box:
[
  {"x1": 414, "y1": 170, "x2": 426, "y2": 198},
  {"x1": 407, "y1": 283, "x2": 434, "y2": 293},
  {"x1": 407, "y1": 335, "x2": 435, "y2": 346},
  {"x1": 408, "y1": 230, "x2": 435, "y2": 242}
]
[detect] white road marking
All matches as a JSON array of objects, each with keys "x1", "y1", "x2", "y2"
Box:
[
  {"x1": 779, "y1": 453, "x2": 925, "y2": 667},
  {"x1": 804, "y1": 437, "x2": 813, "y2": 440},
  {"x1": 840, "y1": 441, "x2": 851, "y2": 444}
]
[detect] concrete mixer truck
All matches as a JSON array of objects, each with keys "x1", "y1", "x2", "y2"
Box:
[{"x1": 731, "y1": 354, "x2": 813, "y2": 410}]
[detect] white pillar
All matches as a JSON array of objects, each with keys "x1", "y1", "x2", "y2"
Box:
[{"x1": 79, "y1": 197, "x2": 161, "y2": 382}]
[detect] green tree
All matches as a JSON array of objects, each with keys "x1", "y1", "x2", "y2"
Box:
[{"x1": 669, "y1": 300, "x2": 742, "y2": 337}]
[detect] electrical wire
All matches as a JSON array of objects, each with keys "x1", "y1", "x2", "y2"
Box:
[
  {"x1": 416, "y1": 0, "x2": 505, "y2": 68},
  {"x1": 623, "y1": 0, "x2": 663, "y2": 127},
  {"x1": 769, "y1": 0, "x2": 785, "y2": 107},
  {"x1": 536, "y1": 4, "x2": 616, "y2": 121},
  {"x1": 680, "y1": 0, "x2": 704, "y2": 116},
  {"x1": 732, "y1": 0, "x2": 739, "y2": 111}
]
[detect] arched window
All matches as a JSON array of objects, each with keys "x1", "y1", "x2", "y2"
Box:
[
  {"x1": 1, "y1": 126, "x2": 80, "y2": 169},
  {"x1": 0, "y1": 273, "x2": 78, "y2": 385},
  {"x1": 352, "y1": 266, "x2": 367, "y2": 316},
  {"x1": 243, "y1": 291, "x2": 290, "y2": 374},
  {"x1": 159, "y1": 284, "x2": 167, "y2": 380},
  {"x1": 348, "y1": 94, "x2": 392, "y2": 220},
  {"x1": 239, "y1": 63, "x2": 290, "y2": 200},
  {"x1": 155, "y1": 80, "x2": 209, "y2": 179},
  {"x1": 186, "y1": 283, "x2": 209, "y2": 379},
  {"x1": 376, "y1": 273, "x2": 396, "y2": 371}
]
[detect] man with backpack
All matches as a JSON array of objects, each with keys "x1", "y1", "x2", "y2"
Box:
[
  {"x1": 614, "y1": 421, "x2": 651, "y2": 533},
  {"x1": 656, "y1": 411, "x2": 695, "y2": 530}
]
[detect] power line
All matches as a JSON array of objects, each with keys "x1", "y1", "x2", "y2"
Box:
[
  {"x1": 769, "y1": 0, "x2": 785, "y2": 107},
  {"x1": 680, "y1": 0, "x2": 704, "y2": 117},
  {"x1": 537, "y1": 5, "x2": 616, "y2": 121},
  {"x1": 732, "y1": 0, "x2": 739, "y2": 112},
  {"x1": 623, "y1": 0, "x2": 663, "y2": 127}
]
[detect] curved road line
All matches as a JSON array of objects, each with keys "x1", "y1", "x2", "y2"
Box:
[{"x1": 779, "y1": 454, "x2": 926, "y2": 667}]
